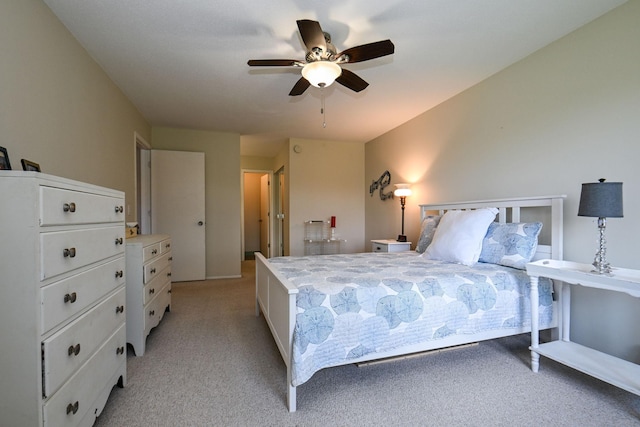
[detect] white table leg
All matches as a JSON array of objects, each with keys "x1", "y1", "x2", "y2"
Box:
[{"x1": 530, "y1": 275, "x2": 540, "y2": 373}]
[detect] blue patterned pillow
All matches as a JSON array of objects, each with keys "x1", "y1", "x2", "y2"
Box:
[
  {"x1": 415, "y1": 215, "x2": 441, "y2": 253},
  {"x1": 478, "y1": 222, "x2": 542, "y2": 269}
]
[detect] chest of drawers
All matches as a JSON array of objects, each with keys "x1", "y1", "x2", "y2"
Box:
[
  {"x1": 125, "y1": 234, "x2": 172, "y2": 356},
  {"x1": 0, "y1": 172, "x2": 127, "y2": 427}
]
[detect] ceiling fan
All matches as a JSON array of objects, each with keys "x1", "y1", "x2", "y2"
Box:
[{"x1": 248, "y1": 19, "x2": 395, "y2": 96}]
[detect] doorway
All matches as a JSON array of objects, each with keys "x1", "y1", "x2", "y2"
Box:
[{"x1": 242, "y1": 170, "x2": 274, "y2": 260}]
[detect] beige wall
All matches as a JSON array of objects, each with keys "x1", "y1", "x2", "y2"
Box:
[
  {"x1": 152, "y1": 127, "x2": 241, "y2": 279},
  {"x1": 0, "y1": 0, "x2": 150, "y2": 221},
  {"x1": 366, "y1": 1, "x2": 640, "y2": 362},
  {"x1": 288, "y1": 138, "x2": 365, "y2": 256}
]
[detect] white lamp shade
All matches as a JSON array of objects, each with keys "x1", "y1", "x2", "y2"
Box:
[
  {"x1": 301, "y1": 61, "x2": 342, "y2": 88},
  {"x1": 394, "y1": 183, "x2": 412, "y2": 197}
]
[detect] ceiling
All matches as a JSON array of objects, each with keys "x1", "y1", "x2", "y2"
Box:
[{"x1": 43, "y1": 0, "x2": 626, "y2": 157}]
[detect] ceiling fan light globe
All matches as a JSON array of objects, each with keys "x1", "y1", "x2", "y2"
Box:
[{"x1": 301, "y1": 61, "x2": 342, "y2": 88}]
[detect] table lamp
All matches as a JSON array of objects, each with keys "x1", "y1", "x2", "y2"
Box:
[
  {"x1": 578, "y1": 178, "x2": 623, "y2": 274},
  {"x1": 394, "y1": 184, "x2": 412, "y2": 242}
]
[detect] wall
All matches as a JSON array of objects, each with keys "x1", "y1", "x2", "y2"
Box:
[
  {"x1": 151, "y1": 127, "x2": 241, "y2": 279},
  {"x1": 365, "y1": 1, "x2": 640, "y2": 362},
  {"x1": 289, "y1": 138, "x2": 365, "y2": 256},
  {"x1": 0, "y1": 0, "x2": 150, "y2": 221}
]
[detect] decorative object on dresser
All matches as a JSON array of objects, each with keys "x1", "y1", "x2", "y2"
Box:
[
  {"x1": 256, "y1": 195, "x2": 565, "y2": 412},
  {"x1": 0, "y1": 146, "x2": 11, "y2": 169},
  {"x1": 21, "y1": 158, "x2": 41, "y2": 171},
  {"x1": 393, "y1": 183, "x2": 412, "y2": 242},
  {"x1": 577, "y1": 178, "x2": 623, "y2": 274},
  {"x1": 526, "y1": 259, "x2": 640, "y2": 397},
  {"x1": 0, "y1": 171, "x2": 127, "y2": 426},
  {"x1": 125, "y1": 234, "x2": 172, "y2": 356}
]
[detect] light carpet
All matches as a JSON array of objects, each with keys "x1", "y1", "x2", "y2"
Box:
[{"x1": 94, "y1": 261, "x2": 640, "y2": 426}]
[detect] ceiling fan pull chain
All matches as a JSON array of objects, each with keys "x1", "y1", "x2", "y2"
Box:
[{"x1": 321, "y1": 88, "x2": 326, "y2": 128}]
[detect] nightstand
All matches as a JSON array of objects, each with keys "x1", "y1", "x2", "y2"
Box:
[
  {"x1": 371, "y1": 239, "x2": 412, "y2": 253},
  {"x1": 526, "y1": 259, "x2": 640, "y2": 397}
]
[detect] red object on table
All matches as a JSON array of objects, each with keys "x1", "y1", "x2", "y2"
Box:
[{"x1": 330, "y1": 216, "x2": 336, "y2": 228}]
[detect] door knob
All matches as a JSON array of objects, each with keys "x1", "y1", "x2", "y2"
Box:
[{"x1": 198, "y1": 221, "x2": 204, "y2": 226}]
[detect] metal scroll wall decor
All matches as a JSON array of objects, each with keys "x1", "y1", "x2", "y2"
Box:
[{"x1": 369, "y1": 170, "x2": 394, "y2": 200}]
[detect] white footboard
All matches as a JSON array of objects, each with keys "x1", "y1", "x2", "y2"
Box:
[{"x1": 255, "y1": 253, "x2": 298, "y2": 412}]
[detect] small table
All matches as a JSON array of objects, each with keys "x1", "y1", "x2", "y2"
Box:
[
  {"x1": 371, "y1": 239, "x2": 412, "y2": 253},
  {"x1": 526, "y1": 259, "x2": 640, "y2": 396}
]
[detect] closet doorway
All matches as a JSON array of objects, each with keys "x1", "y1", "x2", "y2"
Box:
[{"x1": 242, "y1": 170, "x2": 274, "y2": 260}]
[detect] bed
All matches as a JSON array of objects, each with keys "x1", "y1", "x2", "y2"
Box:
[{"x1": 255, "y1": 195, "x2": 565, "y2": 412}]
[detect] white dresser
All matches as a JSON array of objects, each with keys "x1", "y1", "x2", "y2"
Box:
[
  {"x1": 0, "y1": 172, "x2": 127, "y2": 427},
  {"x1": 125, "y1": 234, "x2": 172, "y2": 356}
]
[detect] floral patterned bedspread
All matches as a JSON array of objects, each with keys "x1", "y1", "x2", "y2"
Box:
[{"x1": 268, "y1": 252, "x2": 554, "y2": 386}]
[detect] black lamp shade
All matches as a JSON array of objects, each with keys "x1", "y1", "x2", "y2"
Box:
[{"x1": 578, "y1": 180, "x2": 623, "y2": 218}]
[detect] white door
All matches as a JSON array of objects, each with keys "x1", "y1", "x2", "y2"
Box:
[
  {"x1": 260, "y1": 174, "x2": 270, "y2": 257},
  {"x1": 151, "y1": 150, "x2": 206, "y2": 281}
]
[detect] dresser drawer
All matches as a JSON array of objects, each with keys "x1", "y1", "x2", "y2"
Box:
[
  {"x1": 143, "y1": 265, "x2": 171, "y2": 305},
  {"x1": 43, "y1": 324, "x2": 126, "y2": 427},
  {"x1": 144, "y1": 282, "x2": 171, "y2": 337},
  {"x1": 160, "y1": 239, "x2": 172, "y2": 254},
  {"x1": 40, "y1": 186, "x2": 124, "y2": 226},
  {"x1": 143, "y1": 252, "x2": 171, "y2": 283},
  {"x1": 41, "y1": 257, "x2": 125, "y2": 333},
  {"x1": 142, "y1": 242, "x2": 161, "y2": 263},
  {"x1": 42, "y1": 287, "x2": 125, "y2": 398},
  {"x1": 40, "y1": 226, "x2": 125, "y2": 280}
]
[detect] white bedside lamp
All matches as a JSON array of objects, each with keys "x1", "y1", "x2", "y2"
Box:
[
  {"x1": 578, "y1": 178, "x2": 623, "y2": 274},
  {"x1": 394, "y1": 184, "x2": 412, "y2": 242}
]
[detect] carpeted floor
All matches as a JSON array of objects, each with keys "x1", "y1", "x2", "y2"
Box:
[{"x1": 94, "y1": 261, "x2": 640, "y2": 426}]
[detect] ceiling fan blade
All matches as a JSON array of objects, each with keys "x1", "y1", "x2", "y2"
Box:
[
  {"x1": 297, "y1": 19, "x2": 326, "y2": 53},
  {"x1": 338, "y1": 40, "x2": 395, "y2": 63},
  {"x1": 247, "y1": 59, "x2": 301, "y2": 67},
  {"x1": 335, "y1": 69, "x2": 369, "y2": 92},
  {"x1": 289, "y1": 77, "x2": 311, "y2": 96}
]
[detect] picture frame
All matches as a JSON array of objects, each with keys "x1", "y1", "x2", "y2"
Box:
[
  {"x1": 21, "y1": 159, "x2": 41, "y2": 172},
  {"x1": 0, "y1": 146, "x2": 11, "y2": 170}
]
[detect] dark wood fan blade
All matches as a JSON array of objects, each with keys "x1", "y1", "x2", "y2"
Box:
[
  {"x1": 289, "y1": 77, "x2": 311, "y2": 96},
  {"x1": 338, "y1": 40, "x2": 395, "y2": 63},
  {"x1": 248, "y1": 59, "x2": 300, "y2": 67},
  {"x1": 297, "y1": 19, "x2": 326, "y2": 53},
  {"x1": 335, "y1": 69, "x2": 369, "y2": 92}
]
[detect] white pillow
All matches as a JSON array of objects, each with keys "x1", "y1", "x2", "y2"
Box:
[{"x1": 422, "y1": 208, "x2": 499, "y2": 266}]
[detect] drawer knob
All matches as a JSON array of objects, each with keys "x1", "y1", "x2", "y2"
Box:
[
  {"x1": 151, "y1": 249, "x2": 158, "y2": 255},
  {"x1": 63, "y1": 247, "x2": 76, "y2": 258},
  {"x1": 115, "y1": 270, "x2": 123, "y2": 279},
  {"x1": 67, "y1": 343, "x2": 81, "y2": 356},
  {"x1": 66, "y1": 401, "x2": 79, "y2": 415},
  {"x1": 167, "y1": 272, "x2": 172, "y2": 277},
  {"x1": 115, "y1": 305, "x2": 124, "y2": 314},
  {"x1": 149, "y1": 310, "x2": 155, "y2": 316},
  {"x1": 62, "y1": 202, "x2": 76, "y2": 213},
  {"x1": 63, "y1": 292, "x2": 77, "y2": 304},
  {"x1": 165, "y1": 243, "x2": 171, "y2": 248},
  {"x1": 115, "y1": 237, "x2": 123, "y2": 245},
  {"x1": 115, "y1": 205, "x2": 124, "y2": 213},
  {"x1": 116, "y1": 346, "x2": 125, "y2": 355},
  {"x1": 150, "y1": 267, "x2": 156, "y2": 274},
  {"x1": 149, "y1": 288, "x2": 155, "y2": 295}
]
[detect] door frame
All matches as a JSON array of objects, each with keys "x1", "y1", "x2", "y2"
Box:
[
  {"x1": 134, "y1": 132, "x2": 151, "y2": 235},
  {"x1": 241, "y1": 169, "x2": 274, "y2": 260}
]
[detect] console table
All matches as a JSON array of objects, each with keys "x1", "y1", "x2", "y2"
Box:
[{"x1": 526, "y1": 259, "x2": 640, "y2": 396}]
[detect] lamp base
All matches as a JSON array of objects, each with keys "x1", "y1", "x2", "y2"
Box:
[
  {"x1": 591, "y1": 217, "x2": 612, "y2": 275},
  {"x1": 397, "y1": 235, "x2": 407, "y2": 242}
]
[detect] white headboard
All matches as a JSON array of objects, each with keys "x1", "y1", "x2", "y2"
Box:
[{"x1": 419, "y1": 195, "x2": 565, "y2": 261}]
